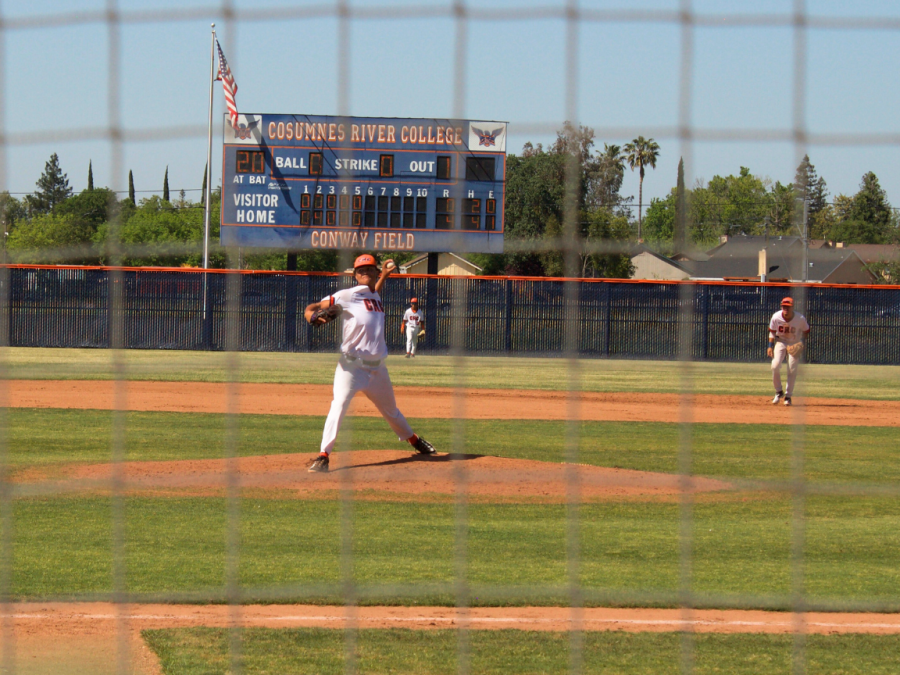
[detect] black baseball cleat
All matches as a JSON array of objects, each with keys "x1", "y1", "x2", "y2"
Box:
[
  {"x1": 772, "y1": 392, "x2": 784, "y2": 405},
  {"x1": 412, "y1": 436, "x2": 436, "y2": 455},
  {"x1": 308, "y1": 454, "x2": 330, "y2": 473},
  {"x1": 783, "y1": 397, "x2": 792, "y2": 407}
]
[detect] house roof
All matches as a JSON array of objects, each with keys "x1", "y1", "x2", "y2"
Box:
[
  {"x1": 670, "y1": 246, "x2": 711, "y2": 262},
  {"x1": 630, "y1": 246, "x2": 693, "y2": 274},
  {"x1": 840, "y1": 244, "x2": 900, "y2": 264},
  {"x1": 401, "y1": 252, "x2": 483, "y2": 272},
  {"x1": 684, "y1": 234, "x2": 874, "y2": 282}
]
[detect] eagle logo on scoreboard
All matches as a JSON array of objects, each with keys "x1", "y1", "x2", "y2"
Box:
[
  {"x1": 469, "y1": 122, "x2": 506, "y2": 152},
  {"x1": 226, "y1": 114, "x2": 262, "y2": 144}
]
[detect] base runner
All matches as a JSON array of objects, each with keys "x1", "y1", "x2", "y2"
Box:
[
  {"x1": 303, "y1": 254, "x2": 437, "y2": 473},
  {"x1": 401, "y1": 297, "x2": 425, "y2": 358},
  {"x1": 767, "y1": 296, "x2": 810, "y2": 407}
]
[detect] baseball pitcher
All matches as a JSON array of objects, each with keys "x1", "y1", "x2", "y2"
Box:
[
  {"x1": 303, "y1": 254, "x2": 437, "y2": 473},
  {"x1": 767, "y1": 296, "x2": 810, "y2": 407},
  {"x1": 401, "y1": 297, "x2": 425, "y2": 358}
]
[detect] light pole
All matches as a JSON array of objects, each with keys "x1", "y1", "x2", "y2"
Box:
[
  {"x1": 799, "y1": 199, "x2": 809, "y2": 283},
  {"x1": 803, "y1": 199, "x2": 809, "y2": 283}
]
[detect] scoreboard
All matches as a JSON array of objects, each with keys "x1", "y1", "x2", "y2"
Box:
[{"x1": 221, "y1": 114, "x2": 506, "y2": 253}]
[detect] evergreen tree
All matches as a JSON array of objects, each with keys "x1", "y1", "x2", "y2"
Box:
[
  {"x1": 674, "y1": 157, "x2": 686, "y2": 251},
  {"x1": 163, "y1": 166, "x2": 170, "y2": 202},
  {"x1": 28, "y1": 153, "x2": 73, "y2": 215},
  {"x1": 128, "y1": 170, "x2": 135, "y2": 203},
  {"x1": 87, "y1": 161, "x2": 94, "y2": 191},
  {"x1": 827, "y1": 172, "x2": 893, "y2": 244},
  {"x1": 850, "y1": 172, "x2": 891, "y2": 229},
  {"x1": 793, "y1": 155, "x2": 828, "y2": 216},
  {"x1": 200, "y1": 164, "x2": 207, "y2": 206}
]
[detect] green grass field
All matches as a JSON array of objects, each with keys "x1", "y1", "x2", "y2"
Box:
[
  {"x1": 12, "y1": 495, "x2": 900, "y2": 607},
  {"x1": 143, "y1": 628, "x2": 900, "y2": 675},
  {"x1": 3, "y1": 348, "x2": 898, "y2": 673},
  {"x1": 8, "y1": 408, "x2": 900, "y2": 483}
]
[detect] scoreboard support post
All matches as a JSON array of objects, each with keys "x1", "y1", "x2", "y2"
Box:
[
  {"x1": 425, "y1": 253, "x2": 438, "y2": 351},
  {"x1": 285, "y1": 255, "x2": 298, "y2": 349}
]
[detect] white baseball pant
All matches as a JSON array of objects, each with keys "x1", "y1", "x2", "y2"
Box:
[
  {"x1": 319, "y1": 356, "x2": 415, "y2": 455},
  {"x1": 405, "y1": 326, "x2": 419, "y2": 355},
  {"x1": 771, "y1": 342, "x2": 801, "y2": 397}
]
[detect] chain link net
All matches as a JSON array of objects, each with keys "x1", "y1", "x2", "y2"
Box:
[{"x1": 0, "y1": 1, "x2": 899, "y2": 674}]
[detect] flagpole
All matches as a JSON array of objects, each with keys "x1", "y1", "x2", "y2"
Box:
[
  {"x1": 203, "y1": 24, "x2": 215, "y2": 332},
  {"x1": 204, "y1": 24, "x2": 216, "y2": 270}
]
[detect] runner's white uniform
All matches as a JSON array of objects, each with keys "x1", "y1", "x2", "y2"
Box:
[
  {"x1": 403, "y1": 307, "x2": 424, "y2": 356},
  {"x1": 319, "y1": 285, "x2": 414, "y2": 455},
  {"x1": 768, "y1": 310, "x2": 810, "y2": 398}
]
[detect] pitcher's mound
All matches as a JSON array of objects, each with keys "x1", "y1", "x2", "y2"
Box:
[{"x1": 21, "y1": 451, "x2": 732, "y2": 502}]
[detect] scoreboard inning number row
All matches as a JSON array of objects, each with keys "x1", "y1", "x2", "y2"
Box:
[
  {"x1": 221, "y1": 115, "x2": 507, "y2": 254},
  {"x1": 235, "y1": 149, "x2": 498, "y2": 230}
]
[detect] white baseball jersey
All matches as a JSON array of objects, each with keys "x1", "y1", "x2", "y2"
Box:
[
  {"x1": 403, "y1": 308, "x2": 424, "y2": 329},
  {"x1": 325, "y1": 285, "x2": 388, "y2": 360},
  {"x1": 769, "y1": 310, "x2": 809, "y2": 346}
]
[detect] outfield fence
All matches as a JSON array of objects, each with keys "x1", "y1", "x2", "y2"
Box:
[{"x1": 6, "y1": 264, "x2": 900, "y2": 365}]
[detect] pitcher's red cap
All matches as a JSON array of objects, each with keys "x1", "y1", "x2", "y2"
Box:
[
  {"x1": 411, "y1": 297, "x2": 418, "y2": 303},
  {"x1": 353, "y1": 254, "x2": 377, "y2": 269},
  {"x1": 781, "y1": 297, "x2": 794, "y2": 306}
]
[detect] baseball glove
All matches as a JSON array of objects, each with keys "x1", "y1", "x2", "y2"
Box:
[
  {"x1": 309, "y1": 305, "x2": 342, "y2": 326},
  {"x1": 786, "y1": 342, "x2": 804, "y2": 357},
  {"x1": 418, "y1": 329, "x2": 425, "y2": 338}
]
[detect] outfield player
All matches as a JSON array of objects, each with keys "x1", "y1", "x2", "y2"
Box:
[
  {"x1": 303, "y1": 254, "x2": 437, "y2": 473},
  {"x1": 401, "y1": 297, "x2": 425, "y2": 358},
  {"x1": 767, "y1": 297, "x2": 810, "y2": 407}
]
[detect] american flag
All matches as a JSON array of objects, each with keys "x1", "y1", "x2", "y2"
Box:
[{"x1": 215, "y1": 39, "x2": 239, "y2": 130}]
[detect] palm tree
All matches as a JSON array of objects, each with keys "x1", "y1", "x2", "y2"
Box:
[{"x1": 623, "y1": 136, "x2": 661, "y2": 241}]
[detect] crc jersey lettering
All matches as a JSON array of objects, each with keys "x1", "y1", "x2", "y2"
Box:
[
  {"x1": 768, "y1": 310, "x2": 810, "y2": 346},
  {"x1": 403, "y1": 308, "x2": 423, "y2": 327},
  {"x1": 325, "y1": 285, "x2": 389, "y2": 360}
]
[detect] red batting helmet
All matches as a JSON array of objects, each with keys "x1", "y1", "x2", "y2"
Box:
[
  {"x1": 781, "y1": 297, "x2": 794, "y2": 306},
  {"x1": 353, "y1": 254, "x2": 378, "y2": 269},
  {"x1": 410, "y1": 297, "x2": 418, "y2": 303}
]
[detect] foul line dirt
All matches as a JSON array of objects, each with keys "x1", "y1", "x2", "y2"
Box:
[
  {"x1": 15, "y1": 603, "x2": 900, "y2": 675},
  {"x1": 11, "y1": 602, "x2": 900, "y2": 635},
  {"x1": 7, "y1": 380, "x2": 900, "y2": 426}
]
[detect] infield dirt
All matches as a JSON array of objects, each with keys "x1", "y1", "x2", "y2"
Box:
[
  {"x1": 10, "y1": 379, "x2": 900, "y2": 427},
  {"x1": 7, "y1": 379, "x2": 900, "y2": 672}
]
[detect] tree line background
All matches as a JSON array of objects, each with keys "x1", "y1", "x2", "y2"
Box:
[{"x1": 3, "y1": 128, "x2": 899, "y2": 282}]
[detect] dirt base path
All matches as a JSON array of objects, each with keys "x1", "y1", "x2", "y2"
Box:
[
  {"x1": 8, "y1": 603, "x2": 900, "y2": 675},
  {"x1": 8, "y1": 380, "x2": 900, "y2": 426},
  {"x1": 11, "y1": 602, "x2": 900, "y2": 635}
]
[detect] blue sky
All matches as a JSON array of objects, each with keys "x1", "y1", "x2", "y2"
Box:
[{"x1": 4, "y1": 0, "x2": 900, "y2": 221}]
